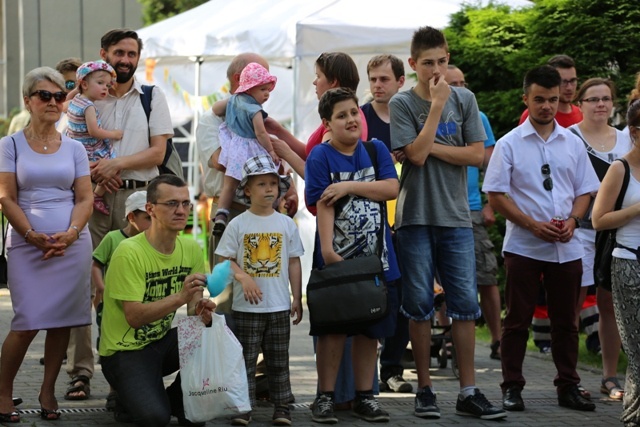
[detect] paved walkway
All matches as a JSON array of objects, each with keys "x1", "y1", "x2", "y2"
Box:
[{"x1": 0, "y1": 288, "x2": 624, "y2": 426}]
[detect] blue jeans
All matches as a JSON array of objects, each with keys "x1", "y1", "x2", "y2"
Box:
[
  {"x1": 101, "y1": 328, "x2": 184, "y2": 426},
  {"x1": 397, "y1": 225, "x2": 480, "y2": 321},
  {"x1": 379, "y1": 283, "x2": 410, "y2": 381}
]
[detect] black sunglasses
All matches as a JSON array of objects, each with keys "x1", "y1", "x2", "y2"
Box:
[
  {"x1": 541, "y1": 164, "x2": 553, "y2": 191},
  {"x1": 30, "y1": 90, "x2": 66, "y2": 103},
  {"x1": 65, "y1": 80, "x2": 76, "y2": 91}
]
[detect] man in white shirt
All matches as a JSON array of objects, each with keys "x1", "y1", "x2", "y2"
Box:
[{"x1": 483, "y1": 65, "x2": 599, "y2": 413}]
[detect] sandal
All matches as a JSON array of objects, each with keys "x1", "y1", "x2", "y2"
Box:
[
  {"x1": 601, "y1": 377, "x2": 624, "y2": 400},
  {"x1": 212, "y1": 210, "x2": 229, "y2": 237},
  {"x1": 577, "y1": 384, "x2": 591, "y2": 400},
  {"x1": 64, "y1": 374, "x2": 91, "y2": 400},
  {"x1": 0, "y1": 410, "x2": 20, "y2": 423},
  {"x1": 39, "y1": 396, "x2": 61, "y2": 421}
]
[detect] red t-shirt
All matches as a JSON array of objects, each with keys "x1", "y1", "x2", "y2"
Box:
[
  {"x1": 305, "y1": 109, "x2": 369, "y2": 158},
  {"x1": 519, "y1": 104, "x2": 583, "y2": 128}
]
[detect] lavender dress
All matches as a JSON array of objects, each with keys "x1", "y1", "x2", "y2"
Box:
[{"x1": 0, "y1": 131, "x2": 92, "y2": 330}]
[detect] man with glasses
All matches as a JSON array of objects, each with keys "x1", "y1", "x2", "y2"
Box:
[
  {"x1": 519, "y1": 55, "x2": 582, "y2": 127},
  {"x1": 99, "y1": 174, "x2": 215, "y2": 426},
  {"x1": 444, "y1": 65, "x2": 503, "y2": 362},
  {"x1": 483, "y1": 65, "x2": 599, "y2": 412}
]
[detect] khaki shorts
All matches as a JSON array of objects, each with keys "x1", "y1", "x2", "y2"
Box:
[{"x1": 471, "y1": 211, "x2": 498, "y2": 286}]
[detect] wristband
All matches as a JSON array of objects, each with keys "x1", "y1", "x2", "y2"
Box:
[
  {"x1": 570, "y1": 216, "x2": 581, "y2": 229},
  {"x1": 70, "y1": 225, "x2": 80, "y2": 238},
  {"x1": 24, "y1": 228, "x2": 34, "y2": 241}
]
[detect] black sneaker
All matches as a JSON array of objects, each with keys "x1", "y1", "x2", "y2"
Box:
[
  {"x1": 414, "y1": 387, "x2": 440, "y2": 418},
  {"x1": 352, "y1": 394, "x2": 390, "y2": 422},
  {"x1": 386, "y1": 375, "x2": 413, "y2": 393},
  {"x1": 311, "y1": 394, "x2": 338, "y2": 424},
  {"x1": 455, "y1": 389, "x2": 507, "y2": 420}
]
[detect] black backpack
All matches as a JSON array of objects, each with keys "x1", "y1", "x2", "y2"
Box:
[{"x1": 140, "y1": 85, "x2": 184, "y2": 179}]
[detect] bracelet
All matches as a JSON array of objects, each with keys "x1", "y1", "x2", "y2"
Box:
[
  {"x1": 24, "y1": 228, "x2": 34, "y2": 241},
  {"x1": 70, "y1": 225, "x2": 80, "y2": 238}
]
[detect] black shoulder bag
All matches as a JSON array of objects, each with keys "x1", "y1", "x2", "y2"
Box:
[
  {"x1": 306, "y1": 142, "x2": 389, "y2": 327},
  {"x1": 593, "y1": 158, "x2": 630, "y2": 291},
  {"x1": 0, "y1": 137, "x2": 17, "y2": 288}
]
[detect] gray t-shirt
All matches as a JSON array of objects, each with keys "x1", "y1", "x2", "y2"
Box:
[{"x1": 390, "y1": 87, "x2": 486, "y2": 228}]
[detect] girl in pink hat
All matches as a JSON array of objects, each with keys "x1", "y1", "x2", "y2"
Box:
[
  {"x1": 65, "y1": 60, "x2": 122, "y2": 215},
  {"x1": 211, "y1": 62, "x2": 279, "y2": 236}
]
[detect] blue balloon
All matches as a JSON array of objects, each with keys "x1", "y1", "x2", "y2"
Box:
[{"x1": 207, "y1": 260, "x2": 232, "y2": 297}]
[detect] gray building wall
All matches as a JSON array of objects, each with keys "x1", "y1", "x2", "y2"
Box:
[{"x1": 1, "y1": 0, "x2": 143, "y2": 116}]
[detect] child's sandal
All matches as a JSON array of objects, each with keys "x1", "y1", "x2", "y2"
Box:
[{"x1": 212, "y1": 210, "x2": 229, "y2": 237}]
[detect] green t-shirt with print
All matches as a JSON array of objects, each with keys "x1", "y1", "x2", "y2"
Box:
[{"x1": 99, "y1": 233, "x2": 205, "y2": 357}]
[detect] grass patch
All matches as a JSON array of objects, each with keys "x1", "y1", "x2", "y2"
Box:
[{"x1": 475, "y1": 325, "x2": 628, "y2": 374}]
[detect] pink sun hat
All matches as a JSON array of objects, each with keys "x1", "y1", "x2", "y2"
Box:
[
  {"x1": 234, "y1": 62, "x2": 277, "y2": 94},
  {"x1": 76, "y1": 60, "x2": 117, "y2": 86}
]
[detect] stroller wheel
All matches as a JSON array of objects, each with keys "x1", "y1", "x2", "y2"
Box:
[
  {"x1": 438, "y1": 339, "x2": 448, "y2": 369},
  {"x1": 450, "y1": 345, "x2": 460, "y2": 379}
]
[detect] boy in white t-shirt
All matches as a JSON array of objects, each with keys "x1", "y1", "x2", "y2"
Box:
[{"x1": 215, "y1": 155, "x2": 304, "y2": 426}]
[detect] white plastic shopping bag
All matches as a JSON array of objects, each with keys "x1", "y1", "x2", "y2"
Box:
[{"x1": 178, "y1": 314, "x2": 251, "y2": 422}]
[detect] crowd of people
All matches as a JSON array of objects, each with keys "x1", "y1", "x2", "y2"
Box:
[{"x1": 0, "y1": 23, "x2": 639, "y2": 427}]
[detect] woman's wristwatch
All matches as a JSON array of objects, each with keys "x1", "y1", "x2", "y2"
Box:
[{"x1": 70, "y1": 225, "x2": 80, "y2": 238}]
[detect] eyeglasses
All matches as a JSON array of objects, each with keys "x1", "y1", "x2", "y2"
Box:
[
  {"x1": 560, "y1": 78, "x2": 578, "y2": 87},
  {"x1": 153, "y1": 200, "x2": 193, "y2": 210},
  {"x1": 65, "y1": 80, "x2": 76, "y2": 91},
  {"x1": 448, "y1": 80, "x2": 467, "y2": 88},
  {"x1": 29, "y1": 90, "x2": 66, "y2": 103},
  {"x1": 581, "y1": 96, "x2": 613, "y2": 103},
  {"x1": 541, "y1": 164, "x2": 553, "y2": 191}
]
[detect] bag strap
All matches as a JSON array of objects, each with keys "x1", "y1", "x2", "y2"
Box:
[
  {"x1": 362, "y1": 141, "x2": 384, "y2": 258},
  {"x1": 568, "y1": 127, "x2": 612, "y2": 182},
  {"x1": 2, "y1": 137, "x2": 18, "y2": 257},
  {"x1": 614, "y1": 158, "x2": 630, "y2": 212}
]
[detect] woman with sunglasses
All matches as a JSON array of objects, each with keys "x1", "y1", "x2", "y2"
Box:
[
  {"x1": 0, "y1": 67, "x2": 93, "y2": 423},
  {"x1": 592, "y1": 98, "x2": 640, "y2": 426},
  {"x1": 568, "y1": 78, "x2": 632, "y2": 402}
]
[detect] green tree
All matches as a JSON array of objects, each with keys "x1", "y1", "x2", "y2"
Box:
[
  {"x1": 444, "y1": 0, "x2": 640, "y2": 138},
  {"x1": 138, "y1": 0, "x2": 208, "y2": 26}
]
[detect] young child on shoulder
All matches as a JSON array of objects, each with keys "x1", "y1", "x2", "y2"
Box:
[
  {"x1": 65, "y1": 60, "x2": 123, "y2": 216},
  {"x1": 91, "y1": 191, "x2": 150, "y2": 411},
  {"x1": 211, "y1": 62, "x2": 280, "y2": 236},
  {"x1": 215, "y1": 155, "x2": 303, "y2": 426},
  {"x1": 304, "y1": 87, "x2": 401, "y2": 424}
]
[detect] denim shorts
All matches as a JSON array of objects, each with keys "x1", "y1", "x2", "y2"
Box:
[{"x1": 396, "y1": 225, "x2": 481, "y2": 321}]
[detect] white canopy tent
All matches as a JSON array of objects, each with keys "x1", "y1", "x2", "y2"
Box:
[{"x1": 134, "y1": 0, "x2": 531, "y2": 277}]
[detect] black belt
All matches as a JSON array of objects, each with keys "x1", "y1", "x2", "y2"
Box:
[{"x1": 120, "y1": 180, "x2": 150, "y2": 190}]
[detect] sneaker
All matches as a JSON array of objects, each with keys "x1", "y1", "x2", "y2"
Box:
[
  {"x1": 414, "y1": 387, "x2": 440, "y2": 419},
  {"x1": 311, "y1": 393, "x2": 338, "y2": 424},
  {"x1": 93, "y1": 196, "x2": 110, "y2": 215},
  {"x1": 539, "y1": 346, "x2": 552, "y2": 355},
  {"x1": 386, "y1": 375, "x2": 413, "y2": 393},
  {"x1": 352, "y1": 394, "x2": 390, "y2": 422},
  {"x1": 272, "y1": 405, "x2": 292, "y2": 426},
  {"x1": 455, "y1": 389, "x2": 507, "y2": 420},
  {"x1": 231, "y1": 412, "x2": 252, "y2": 426}
]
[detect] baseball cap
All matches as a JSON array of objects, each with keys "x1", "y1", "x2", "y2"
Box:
[{"x1": 124, "y1": 191, "x2": 147, "y2": 219}]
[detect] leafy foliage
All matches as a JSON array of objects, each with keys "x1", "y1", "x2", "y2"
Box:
[
  {"x1": 138, "y1": 0, "x2": 208, "y2": 26},
  {"x1": 444, "y1": 0, "x2": 640, "y2": 138}
]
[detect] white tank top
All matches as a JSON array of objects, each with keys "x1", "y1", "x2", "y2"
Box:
[{"x1": 613, "y1": 171, "x2": 640, "y2": 260}]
